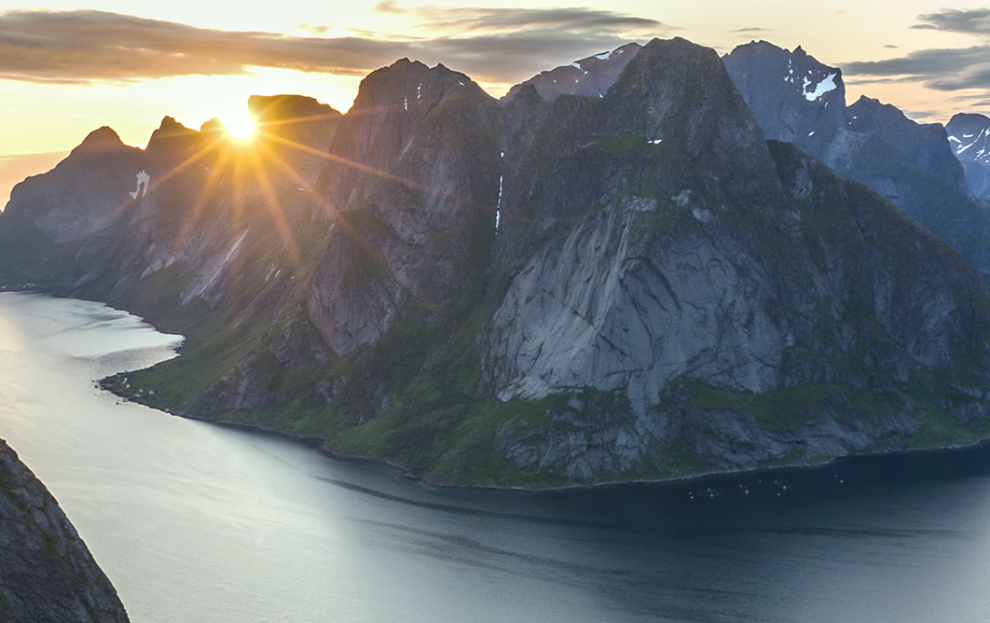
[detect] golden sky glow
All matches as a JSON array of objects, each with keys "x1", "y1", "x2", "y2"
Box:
[{"x1": 5, "y1": 0, "x2": 990, "y2": 202}]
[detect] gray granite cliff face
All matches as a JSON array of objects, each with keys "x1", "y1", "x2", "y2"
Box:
[
  {"x1": 490, "y1": 136, "x2": 990, "y2": 479},
  {"x1": 723, "y1": 41, "x2": 990, "y2": 279},
  {"x1": 488, "y1": 38, "x2": 792, "y2": 407},
  {"x1": 0, "y1": 438, "x2": 129, "y2": 622}
]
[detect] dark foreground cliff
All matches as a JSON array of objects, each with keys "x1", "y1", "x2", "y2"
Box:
[
  {"x1": 4, "y1": 39, "x2": 990, "y2": 488},
  {"x1": 0, "y1": 438, "x2": 129, "y2": 622}
]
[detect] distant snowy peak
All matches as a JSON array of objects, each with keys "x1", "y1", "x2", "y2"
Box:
[
  {"x1": 723, "y1": 41, "x2": 846, "y2": 149},
  {"x1": 781, "y1": 49, "x2": 839, "y2": 102},
  {"x1": 947, "y1": 114, "x2": 990, "y2": 163},
  {"x1": 502, "y1": 42, "x2": 642, "y2": 103},
  {"x1": 946, "y1": 113, "x2": 990, "y2": 199}
]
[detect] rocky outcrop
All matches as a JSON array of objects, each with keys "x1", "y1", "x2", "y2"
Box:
[
  {"x1": 946, "y1": 113, "x2": 990, "y2": 200},
  {"x1": 488, "y1": 38, "x2": 791, "y2": 409},
  {"x1": 0, "y1": 127, "x2": 147, "y2": 284},
  {"x1": 307, "y1": 59, "x2": 501, "y2": 354},
  {"x1": 2, "y1": 128, "x2": 146, "y2": 245},
  {"x1": 723, "y1": 41, "x2": 990, "y2": 279},
  {"x1": 0, "y1": 438, "x2": 129, "y2": 622}
]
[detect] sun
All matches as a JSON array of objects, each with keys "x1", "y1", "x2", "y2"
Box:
[{"x1": 224, "y1": 114, "x2": 256, "y2": 141}]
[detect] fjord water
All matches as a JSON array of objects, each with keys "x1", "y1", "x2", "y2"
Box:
[{"x1": 2, "y1": 293, "x2": 990, "y2": 623}]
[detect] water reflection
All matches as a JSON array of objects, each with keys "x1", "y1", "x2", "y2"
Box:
[{"x1": 1, "y1": 292, "x2": 990, "y2": 622}]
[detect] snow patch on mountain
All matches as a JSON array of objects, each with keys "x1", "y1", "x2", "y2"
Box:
[
  {"x1": 802, "y1": 73, "x2": 837, "y2": 101},
  {"x1": 129, "y1": 170, "x2": 150, "y2": 199}
]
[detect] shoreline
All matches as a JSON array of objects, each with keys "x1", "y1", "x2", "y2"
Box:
[{"x1": 101, "y1": 377, "x2": 990, "y2": 494}]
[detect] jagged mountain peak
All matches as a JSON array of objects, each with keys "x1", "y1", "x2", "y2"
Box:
[
  {"x1": 603, "y1": 37, "x2": 781, "y2": 199},
  {"x1": 71, "y1": 126, "x2": 128, "y2": 155},
  {"x1": 4, "y1": 126, "x2": 145, "y2": 245},
  {"x1": 352, "y1": 57, "x2": 484, "y2": 112},
  {"x1": 199, "y1": 118, "x2": 227, "y2": 135},
  {"x1": 243, "y1": 93, "x2": 344, "y2": 185},
  {"x1": 154, "y1": 115, "x2": 194, "y2": 136},
  {"x1": 146, "y1": 116, "x2": 197, "y2": 148},
  {"x1": 946, "y1": 112, "x2": 990, "y2": 198},
  {"x1": 502, "y1": 41, "x2": 642, "y2": 103},
  {"x1": 946, "y1": 112, "x2": 990, "y2": 160},
  {"x1": 143, "y1": 115, "x2": 214, "y2": 172},
  {"x1": 248, "y1": 94, "x2": 341, "y2": 124},
  {"x1": 723, "y1": 41, "x2": 845, "y2": 149},
  {"x1": 319, "y1": 55, "x2": 496, "y2": 217},
  {"x1": 949, "y1": 111, "x2": 990, "y2": 126}
]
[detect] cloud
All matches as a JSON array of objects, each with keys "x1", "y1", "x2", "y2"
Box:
[
  {"x1": 383, "y1": 4, "x2": 663, "y2": 35},
  {"x1": 902, "y1": 109, "x2": 938, "y2": 120},
  {"x1": 841, "y1": 10, "x2": 990, "y2": 92},
  {"x1": 730, "y1": 27, "x2": 771, "y2": 33},
  {"x1": 0, "y1": 10, "x2": 414, "y2": 83},
  {"x1": 844, "y1": 45, "x2": 990, "y2": 91},
  {"x1": 912, "y1": 9, "x2": 990, "y2": 34},
  {"x1": 883, "y1": 44, "x2": 898, "y2": 48},
  {"x1": 0, "y1": 7, "x2": 671, "y2": 86}
]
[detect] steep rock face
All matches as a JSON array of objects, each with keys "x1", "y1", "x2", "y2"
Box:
[
  {"x1": 488, "y1": 37, "x2": 798, "y2": 410},
  {"x1": 946, "y1": 113, "x2": 990, "y2": 199},
  {"x1": 484, "y1": 38, "x2": 990, "y2": 481},
  {"x1": 2, "y1": 128, "x2": 146, "y2": 245},
  {"x1": 0, "y1": 128, "x2": 148, "y2": 284},
  {"x1": 248, "y1": 94, "x2": 343, "y2": 187},
  {"x1": 721, "y1": 43, "x2": 846, "y2": 153},
  {"x1": 723, "y1": 41, "x2": 990, "y2": 278},
  {"x1": 0, "y1": 438, "x2": 129, "y2": 622},
  {"x1": 501, "y1": 43, "x2": 641, "y2": 103},
  {"x1": 308, "y1": 59, "x2": 501, "y2": 355}
]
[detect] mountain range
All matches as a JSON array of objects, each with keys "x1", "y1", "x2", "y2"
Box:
[{"x1": 3, "y1": 38, "x2": 990, "y2": 488}]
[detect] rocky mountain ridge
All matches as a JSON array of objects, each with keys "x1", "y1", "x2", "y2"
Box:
[
  {"x1": 3, "y1": 39, "x2": 990, "y2": 488},
  {"x1": 501, "y1": 42, "x2": 642, "y2": 103},
  {"x1": 722, "y1": 41, "x2": 990, "y2": 279}
]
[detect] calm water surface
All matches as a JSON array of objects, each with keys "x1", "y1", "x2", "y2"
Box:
[{"x1": 1, "y1": 292, "x2": 990, "y2": 622}]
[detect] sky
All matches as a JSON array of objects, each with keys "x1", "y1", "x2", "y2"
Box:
[{"x1": 4, "y1": 0, "x2": 990, "y2": 202}]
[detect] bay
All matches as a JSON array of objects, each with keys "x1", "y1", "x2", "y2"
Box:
[{"x1": 1, "y1": 291, "x2": 989, "y2": 622}]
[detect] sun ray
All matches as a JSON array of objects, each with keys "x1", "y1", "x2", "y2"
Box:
[
  {"x1": 164, "y1": 136, "x2": 239, "y2": 260},
  {"x1": 242, "y1": 141, "x2": 308, "y2": 279},
  {"x1": 71, "y1": 135, "x2": 226, "y2": 242},
  {"x1": 259, "y1": 132, "x2": 487, "y2": 213}
]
